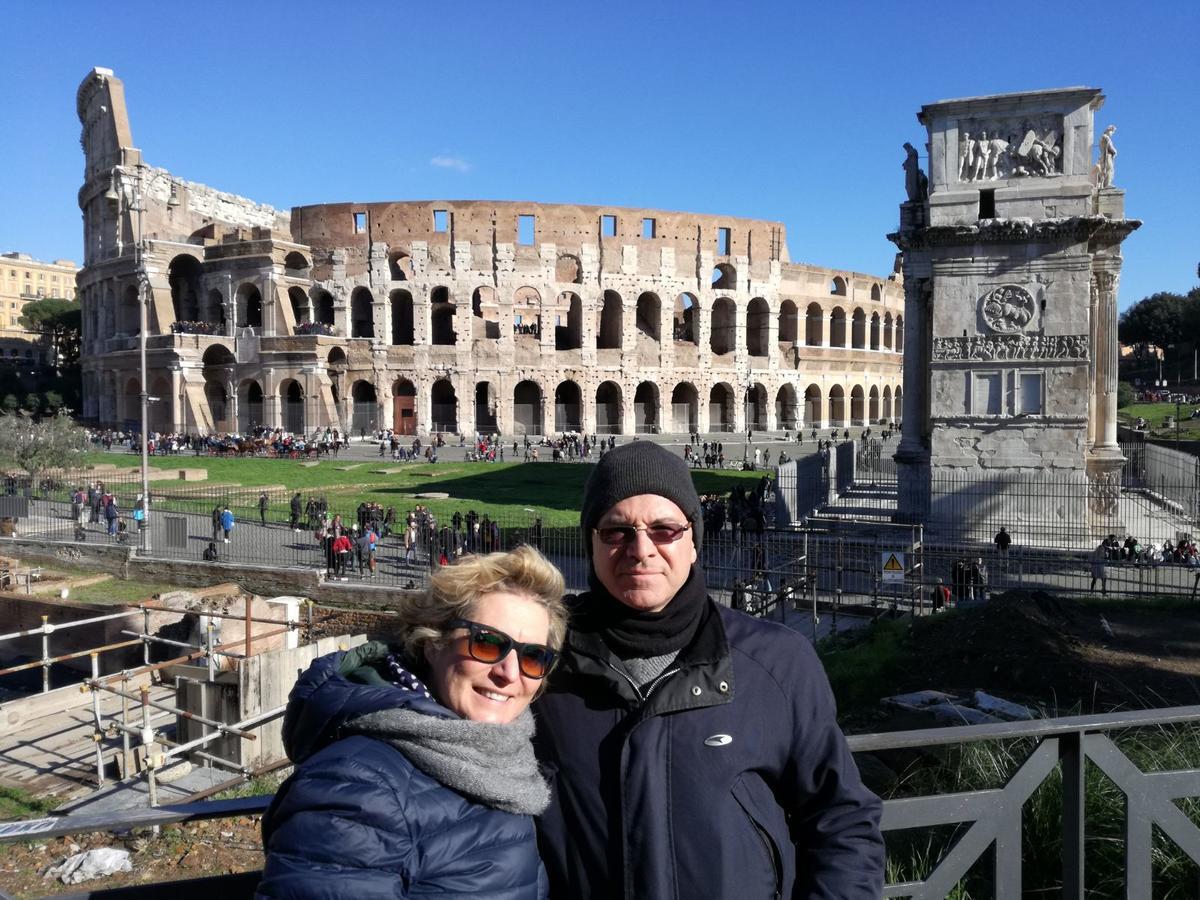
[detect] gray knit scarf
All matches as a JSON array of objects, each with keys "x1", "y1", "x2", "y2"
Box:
[{"x1": 346, "y1": 707, "x2": 550, "y2": 816}]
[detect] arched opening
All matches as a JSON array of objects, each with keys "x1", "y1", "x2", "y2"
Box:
[
  {"x1": 747, "y1": 297, "x2": 769, "y2": 356},
  {"x1": 830, "y1": 276, "x2": 847, "y2": 296},
  {"x1": 203, "y1": 289, "x2": 225, "y2": 329},
  {"x1": 870, "y1": 283, "x2": 882, "y2": 303},
  {"x1": 281, "y1": 380, "x2": 305, "y2": 434},
  {"x1": 431, "y1": 286, "x2": 456, "y2": 345},
  {"x1": 597, "y1": 291, "x2": 622, "y2": 350},
  {"x1": 312, "y1": 289, "x2": 335, "y2": 326},
  {"x1": 634, "y1": 382, "x2": 659, "y2": 433},
  {"x1": 883, "y1": 312, "x2": 893, "y2": 350},
  {"x1": 851, "y1": 308, "x2": 867, "y2": 349},
  {"x1": 474, "y1": 382, "x2": 498, "y2": 434},
  {"x1": 204, "y1": 380, "x2": 228, "y2": 432},
  {"x1": 288, "y1": 287, "x2": 311, "y2": 327},
  {"x1": 778, "y1": 299, "x2": 797, "y2": 344},
  {"x1": 472, "y1": 287, "x2": 500, "y2": 340},
  {"x1": 235, "y1": 283, "x2": 262, "y2": 329},
  {"x1": 775, "y1": 384, "x2": 798, "y2": 431},
  {"x1": 149, "y1": 376, "x2": 171, "y2": 433},
  {"x1": 168, "y1": 255, "x2": 202, "y2": 323},
  {"x1": 392, "y1": 378, "x2": 417, "y2": 435},
  {"x1": 671, "y1": 382, "x2": 699, "y2": 433},
  {"x1": 121, "y1": 377, "x2": 140, "y2": 425},
  {"x1": 431, "y1": 379, "x2": 458, "y2": 432},
  {"x1": 830, "y1": 307, "x2": 847, "y2": 348},
  {"x1": 513, "y1": 380, "x2": 543, "y2": 436},
  {"x1": 850, "y1": 386, "x2": 865, "y2": 425},
  {"x1": 870, "y1": 312, "x2": 880, "y2": 350},
  {"x1": 119, "y1": 285, "x2": 139, "y2": 335},
  {"x1": 350, "y1": 288, "x2": 374, "y2": 339},
  {"x1": 201, "y1": 345, "x2": 235, "y2": 369},
  {"x1": 711, "y1": 263, "x2": 736, "y2": 290},
  {"x1": 828, "y1": 385, "x2": 846, "y2": 427},
  {"x1": 895, "y1": 316, "x2": 904, "y2": 352},
  {"x1": 745, "y1": 383, "x2": 767, "y2": 430},
  {"x1": 635, "y1": 292, "x2": 661, "y2": 342},
  {"x1": 389, "y1": 252, "x2": 412, "y2": 281},
  {"x1": 882, "y1": 386, "x2": 892, "y2": 422},
  {"x1": 555, "y1": 254, "x2": 582, "y2": 284},
  {"x1": 708, "y1": 383, "x2": 734, "y2": 432},
  {"x1": 868, "y1": 385, "x2": 880, "y2": 423},
  {"x1": 710, "y1": 297, "x2": 736, "y2": 355},
  {"x1": 894, "y1": 387, "x2": 903, "y2": 423},
  {"x1": 554, "y1": 380, "x2": 582, "y2": 432},
  {"x1": 595, "y1": 381, "x2": 622, "y2": 434},
  {"x1": 805, "y1": 302, "x2": 824, "y2": 346},
  {"x1": 513, "y1": 287, "x2": 541, "y2": 342},
  {"x1": 555, "y1": 292, "x2": 582, "y2": 350},
  {"x1": 390, "y1": 290, "x2": 414, "y2": 344},
  {"x1": 238, "y1": 380, "x2": 263, "y2": 432},
  {"x1": 351, "y1": 381, "x2": 377, "y2": 433},
  {"x1": 804, "y1": 384, "x2": 822, "y2": 429},
  {"x1": 284, "y1": 252, "x2": 310, "y2": 276},
  {"x1": 673, "y1": 293, "x2": 698, "y2": 344}
]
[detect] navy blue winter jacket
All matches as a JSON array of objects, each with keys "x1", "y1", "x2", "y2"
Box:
[
  {"x1": 533, "y1": 598, "x2": 884, "y2": 899},
  {"x1": 257, "y1": 645, "x2": 546, "y2": 899}
]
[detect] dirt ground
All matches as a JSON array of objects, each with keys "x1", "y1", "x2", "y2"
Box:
[
  {"x1": 888, "y1": 590, "x2": 1200, "y2": 714},
  {"x1": 0, "y1": 816, "x2": 264, "y2": 897}
]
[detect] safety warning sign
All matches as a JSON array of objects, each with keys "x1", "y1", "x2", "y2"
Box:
[{"x1": 881, "y1": 551, "x2": 905, "y2": 583}]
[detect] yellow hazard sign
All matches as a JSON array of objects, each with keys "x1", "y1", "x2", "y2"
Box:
[{"x1": 881, "y1": 551, "x2": 905, "y2": 582}]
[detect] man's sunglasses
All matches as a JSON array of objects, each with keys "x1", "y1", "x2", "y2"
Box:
[
  {"x1": 593, "y1": 522, "x2": 692, "y2": 546},
  {"x1": 447, "y1": 619, "x2": 557, "y2": 679}
]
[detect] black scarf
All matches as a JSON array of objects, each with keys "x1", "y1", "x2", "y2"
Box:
[{"x1": 576, "y1": 566, "x2": 710, "y2": 658}]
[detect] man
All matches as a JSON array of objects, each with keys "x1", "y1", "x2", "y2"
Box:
[
  {"x1": 259, "y1": 491, "x2": 270, "y2": 527},
  {"x1": 290, "y1": 492, "x2": 303, "y2": 532},
  {"x1": 533, "y1": 442, "x2": 883, "y2": 898}
]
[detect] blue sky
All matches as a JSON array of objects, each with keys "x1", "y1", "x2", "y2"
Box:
[{"x1": 2, "y1": 0, "x2": 1196, "y2": 309}]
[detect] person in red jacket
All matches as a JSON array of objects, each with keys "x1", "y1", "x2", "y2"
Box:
[{"x1": 331, "y1": 532, "x2": 353, "y2": 581}]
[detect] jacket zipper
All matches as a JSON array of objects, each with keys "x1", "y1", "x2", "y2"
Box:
[{"x1": 605, "y1": 663, "x2": 682, "y2": 706}]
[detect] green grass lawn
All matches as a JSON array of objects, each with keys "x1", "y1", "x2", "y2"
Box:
[
  {"x1": 1118, "y1": 401, "x2": 1200, "y2": 438},
  {"x1": 73, "y1": 453, "x2": 768, "y2": 527}
]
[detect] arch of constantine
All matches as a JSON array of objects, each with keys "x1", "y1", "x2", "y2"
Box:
[{"x1": 77, "y1": 68, "x2": 903, "y2": 437}]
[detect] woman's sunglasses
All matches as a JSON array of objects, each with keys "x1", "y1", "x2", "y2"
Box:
[
  {"x1": 447, "y1": 619, "x2": 557, "y2": 679},
  {"x1": 593, "y1": 522, "x2": 692, "y2": 546}
]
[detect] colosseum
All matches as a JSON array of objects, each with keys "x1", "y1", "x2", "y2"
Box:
[{"x1": 76, "y1": 68, "x2": 903, "y2": 438}]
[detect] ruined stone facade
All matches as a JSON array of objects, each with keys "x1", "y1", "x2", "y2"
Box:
[{"x1": 77, "y1": 68, "x2": 903, "y2": 437}]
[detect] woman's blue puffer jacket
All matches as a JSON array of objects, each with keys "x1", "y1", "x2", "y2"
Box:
[{"x1": 256, "y1": 646, "x2": 546, "y2": 899}]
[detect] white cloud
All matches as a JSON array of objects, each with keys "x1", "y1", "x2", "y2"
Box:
[{"x1": 430, "y1": 156, "x2": 472, "y2": 173}]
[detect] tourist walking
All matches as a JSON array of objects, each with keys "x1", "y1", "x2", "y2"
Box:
[
  {"x1": 259, "y1": 546, "x2": 566, "y2": 897},
  {"x1": 1090, "y1": 541, "x2": 1109, "y2": 595},
  {"x1": 289, "y1": 493, "x2": 302, "y2": 531},
  {"x1": 220, "y1": 506, "x2": 235, "y2": 543}
]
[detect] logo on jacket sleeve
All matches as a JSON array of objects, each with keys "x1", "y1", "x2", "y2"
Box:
[{"x1": 704, "y1": 734, "x2": 733, "y2": 747}]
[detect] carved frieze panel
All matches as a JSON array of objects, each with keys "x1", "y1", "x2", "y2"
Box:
[
  {"x1": 932, "y1": 334, "x2": 1089, "y2": 362},
  {"x1": 957, "y1": 114, "x2": 1064, "y2": 182},
  {"x1": 979, "y1": 284, "x2": 1036, "y2": 334}
]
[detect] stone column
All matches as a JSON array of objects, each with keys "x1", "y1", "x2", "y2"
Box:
[
  {"x1": 225, "y1": 368, "x2": 237, "y2": 432},
  {"x1": 895, "y1": 279, "x2": 929, "y2": 461},
  {"x1": 1092, "y1": 270, "x2": 1121, "y2": 452}
]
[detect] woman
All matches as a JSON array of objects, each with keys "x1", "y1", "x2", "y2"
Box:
[{"x1": 258, "y1": 545, "x2": 566, "y2": 898}]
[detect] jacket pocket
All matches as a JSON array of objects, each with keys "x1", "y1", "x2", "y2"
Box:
[{"x1": 732, "y1": 776, "x2": 783, "y2": 900}]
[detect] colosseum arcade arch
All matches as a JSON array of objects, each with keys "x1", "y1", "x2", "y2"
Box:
[
  {"x1": 473, "y1": 287, "x2": 500, "y2": 340},
  {"x1": 870, "y1": 312, "x2": 881, "y2": 350},
  {"x1": 830, "y1": 307, "x2": 847, "y2": 348},
  {"x1": 474, "y1": 382, "x2": 498, "y2": 434},
  {"x1": 204, "y1": 380, "x2": 229, "y2": 432},
  {"x1": 595, "y1": 381, "x2": 622, "y2": 434},
  {"x1": 312, "y1": 289, "x2": 335, "y2": 326},
  {"x1": 284, "y1": 251, "x2": 310, "y2": 276},
  {"x1": 882, "y1": 385, "x2": 893, "y2": 422},
  {"x1": 712, "y1": 263, "x2": 736, "y2": 290},
  {"x1": 238, "y1": 380, "x2": 263, "y2": 432},
  {"x1": 391, "y1": 290, "x2": 414, "y2": 344},
  {"x1": 430, "y1": 379, "x2": 458, "y2": 432},
  {"x1": 431, "y1": 287, "x2": 456, "y2": 345},
  {"x1": 805, "y1": 303, "x2": 824, "y2": 346},
  {"x1": 168, "y1": 255, "x2": 203, "y2": 323},
  {"x1": 554, "y1": 381, "x2": 582, "y2": 432},
  {"x1": 280, "y1": 380, "x2": 305, "y2": 434},
  {"x1": 778, "y1": 300, "x2": 798, "y2": 345},
  {"x1": 513, "y1": 380, "x2": 543, "y2": 436},
  {"x1": 894, "y1": 386, "x2": 903, "y2": 423},
  {"x1": 895, "y1": 316, "x2": 904, "y2": 351},
  {"x1": 289, "y1": 287, "x2": 311, "y2": 327},
  {"x1": 513, "y1": 287, "x2": 541, "y2": 340},
  {"x1": 119, "y1": 285, "x2": 139, "y2": 335},
  {"x1": 804, "y1": 384, "x2": 822, "y2": 429},
  {"x1": 710, "y1": 298, "x2": 736, "y2": 355},
  {"x1": 634, "y1": 382, "x2": 659, "y2": 434},
  {"x1": 235, "y1": 283, "x2": 263, "y2": 330},
  {"x1": 883, "y1": 312, "x2": 893, "y2": 350},
  {"x1": 671, "y1": 383, "x2": 698, "y2": 433},
  {"x1": 121, "y1": 377, "x2": 140, "y2": 425},
  {"x1": 597, "y1": 292, "x2": 622, "y2": 350},
  {"x1": 851, "y1": 308, "x2": 867, "y2": 350},
  {"x1": 389, "y1": 252, "x2": 413, "y2": 281},
  {"x1": 635, "y1": 293, "x2": 660, "y2": 343},
  {"x1": 392, "y1": 378, "x2": 416, "y2": 435},
  {"x1": 553, "y1": 293, "x2": 582, "y2": 351},
  {"x1": 745, "y1": 383, "x2": 767, "y2": 431},
  {"x1": 673, "y1": 293, "x2": 698, "y2": 344},
  {"x1": 850, "y1": 385, "x2": 866, "y2": 425},
  {"x1": 351, "y1": 380, "x2": 378, "y2": 433},
  {"x1": 828, "y1": 385, "x2": 846, "y2": 427},
  {"x1": 869, "y1": 386, "x2": 880, "y2": 423},
  {"x1": 775, "y1": 384, "x2": 798, "y2": 430},
  {"x1": 747, "y1": 298, "x2": 769, "y2": 357},
  {"x1": 555, "y1": 254, "x2": 581, "y2": 284},
  {"x1": 351, "y1": 288, "x2": 375, "y2": 339},
  {"x1": 708, "y1": 383, "x2": 734, "y2": 432}
]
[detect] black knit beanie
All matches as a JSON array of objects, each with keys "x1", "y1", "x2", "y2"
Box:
[{"x1": 580, "y1": 442, "x2": 703, "y2": 556}]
